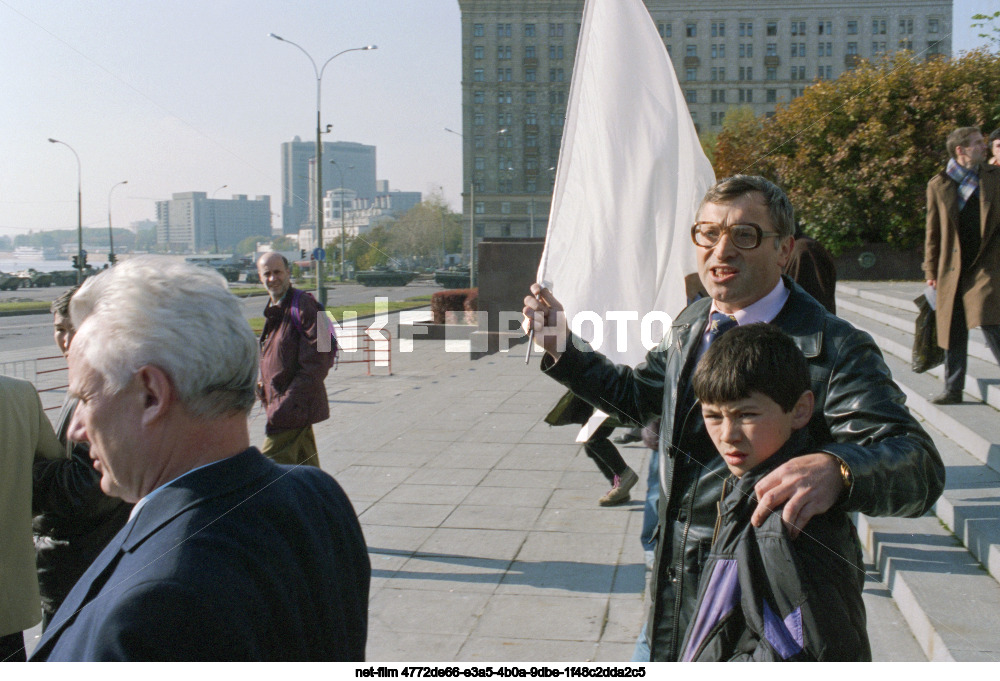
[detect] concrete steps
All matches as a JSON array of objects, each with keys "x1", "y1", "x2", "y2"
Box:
[{"x1": 835, "y1": 282, "x2": 1000, "y2": 661}]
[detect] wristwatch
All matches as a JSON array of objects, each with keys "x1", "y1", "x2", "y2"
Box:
[{"x1": 839, "y1": 460, "x2": 853, "y2": 493}]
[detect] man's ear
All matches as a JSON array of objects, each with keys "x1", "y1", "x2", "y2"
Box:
[
  {"x1": 790, "y1": 389, "x2": 814, "y2": 429},
  {"x1": 776, "y1": 235, "x2": 795, "y2": 269},
  {"x1": 136, "y1": 365, "x2": 174, "y2": 425}
]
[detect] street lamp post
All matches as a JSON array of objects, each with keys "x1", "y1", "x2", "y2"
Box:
[
  {"x1": 269, "y1": 33, "x2": 376, "y2": 306},
  {"x1": 48, "y1": 138, "x2": 83, "y2": 284},
  {"x1": 211, "y1": 184, "x2": 228, "y2": 254},
  {"x1": 444, "y1": 127, "x2": 476, "y2": 287},
  {"x1": 439, "y1": 185, "x2": 446, "y2": 267},
  {"x1": 107, "y1": 180, "x2": 128, "y2": 264}
]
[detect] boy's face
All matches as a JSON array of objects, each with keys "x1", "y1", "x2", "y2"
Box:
[{"x1": 701, "y1": 390, "x2": 814, "y2": 477}]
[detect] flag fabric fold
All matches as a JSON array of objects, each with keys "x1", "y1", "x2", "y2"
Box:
[{"x1": 538, "y1": 0, "x2": 716, "y2": 368}]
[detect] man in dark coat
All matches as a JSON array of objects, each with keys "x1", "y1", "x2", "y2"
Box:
[
  {"x1": 923, "y1": 126, "x2": 1000, "y2": 404},
  {"x1": 524, "y1": 175, "x2": 944, "y2": 661},
  {"x1": 257, "y1": 252, "x2": 332, "y2": 466},
  {"x1": 783, "y1": 230, "x2": 837, "y2": 314},
  {"x1": 30, "y1": 257, "x2": 369, "y2": 661}
]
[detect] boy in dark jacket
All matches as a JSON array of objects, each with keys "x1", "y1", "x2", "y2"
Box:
[{"x1": 680, "y1": 323, "x2": 870, "y2": 661}]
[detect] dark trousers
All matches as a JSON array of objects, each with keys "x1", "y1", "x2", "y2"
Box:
[
  {"x1": 944, "y1": 294, "x2": 1000, "y2": 393},
  {"x1": 0, "y1": 631, "x2": 26, "y2": 662},
  {"x1": 584, "y1": 424, "x2": 628, "y2": 483}
]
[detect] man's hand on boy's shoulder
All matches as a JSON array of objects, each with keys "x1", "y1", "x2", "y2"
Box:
[{"x1": 751, "y1": 453, "x2": 843, "y2": 539}]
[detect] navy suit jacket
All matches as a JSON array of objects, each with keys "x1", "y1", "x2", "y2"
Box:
[{"x1": 30, "y1": 448, "x2": 370, "y2": 661}]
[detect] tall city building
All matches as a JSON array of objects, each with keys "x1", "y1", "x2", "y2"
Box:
[
  {"x1": 457, "y1": 0, "x2": 951, "y2": 254},
  {"x1": 281, "y1": 137, "x2": 377, "y2": 235},
  {"x1": 156, "y1": 192, "x2": 271, "y2": 252}
]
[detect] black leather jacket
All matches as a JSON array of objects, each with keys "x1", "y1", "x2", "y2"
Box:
[{"x1": 542, "y1": 278, "x2": 944, "y2": 660}]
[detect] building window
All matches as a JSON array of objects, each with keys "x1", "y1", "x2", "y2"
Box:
[
  {"x1": 525, "y1": 45, "x2": 536, "y2": 59},
  {"x1": 820, "y1": 65, "x2": 833, "y2": 80},
  {"x1": 473, "y1": 23, "x2": 484, "y2": 37},
  {"x1": 817, "y1": 42, "x2": 832, "y2": 57},
  {"x1": 847, "y1": 42, "x2": 858, "y2": 55},
  {"x1": 474, "y1": 91, "x2": 485, "y2": 104},
  {"x1": 524, "y1": 23, "x2": 535, "y2": 37},
  {"x1": 474, "y1": 157, "x2": 485, "y2": 171},
  {"x1": 549, "y1": 45, "x2": 564, "y2": 59},
  {"x1": 738, "y1": 88, "x2": 753, "y2": 103},
  {"x1": 497, "y1": 91, "x2": 512, "y2": 104},
  {"x1": 791, "y1": 21, "x2": 806, "y2": 36},
  {"x1": 710, "y1": 111, "x2": 726, "y2": 126},
  {"x1": 766, "y1": 89, "x2": 777, "y2": 103},
  {"x1": 526, "y1": 91, "x2": 536, "y2": 104},
  {"x1": 766, "y1": 21, "x2": 777, "y2": 36},
  {"x1": 549, "y1": 68, "x2": 565, "y2": 82},
  {"x1": 872, "y1": 41, "x2": 886, "y2": 54},
  {"x1": 847, "y1": 21, "x2": 858, "y2": 35},
  {"x1": 687, "y1": 44, "x2": 697, "y2": 57},
  {"x1": 711, "y1": 21, "x2": 725, "y2": 37},
  {"x1": 818, "y1": 21, "x2": 832, "y2": 36},
  {"x1": 526, "y1": 179, "x2": 537, "y2": 193},
  {"x1": 791, "y1": 65, "x2": 806, "y2": 80},
  {"x1": 474, "y1": 46, "x2": 484, "y2": 60},
  {"x1": 898, "y1": 39, "x2": 913, "y2": 51},
  {"x1": 525, "y1": 68, "x2": 536, "y2": 82},
  {"x1": 474, "y1": 135, "x2": 484, "y2": 149},
  {"x1": 497, "y1": 23, "x2": 511, "y2": 38},
  {"x1": 791, "y1": 43, "x2": 805, "y2": 58},
  {"x1": 739, "y1": 21, "x2": 753, "y2": 37},
  {"x1": 686, "y1": 23, "x2": 697, "y2": 37},
  {"x1": 766, "y1": 67, "x2": 777, "y2": 80},
  {"x1": 711, "y1": 44, "x2": 725, "y2": 58},
  {"x1": 766, "y1": 43, "x2": 777, "y2": 57},
  {"x1": 500, "y1": 201, "x2": 511, "y2": 214},
  {"x1": 658, "y1": 22, "x2": 672, "y2": 38},
  {"x1": 739, "y1": 66, "x2": 753, "y2": 81},
  {"x1": 525, "y1": 112, "x2": 537, "y2": 125},
  {"x1": 525, "y1": 134, "x2": 537, "y2": 147},
  {"x1": 739, "y1": 43, "x2": 753, "y2": 58},
  {"x1": 928, "y1": 40, "x2": 943, "y2": 55},
  {"x1": 475, "y1": 201, "x2": 484, "y2": 214},
  {"x1": 928, "y1": 18, "x2": 940, "y2": 34},
  {"x1": 549, "y1": 23, "x2": 564, "y2": 37},
  {"x1": 686, "y1": 68, "x2": 696, "y2": 81},
  {"x1": 497, "y1": 45, "x2": 511, "y2": 60},
  {"x1": 686, "y1": 90, "x2": 697, "y2": 103},
  {"x1": 710, "y1": 89, "x2": 726, "y2": 103},
  {"x1": 473, "y1": 113, "x2": 484, "y2": 126},
  {"x1": 872, "y1": 19, "x2": 886, "y2": 35},
  {"x1": 549, "y1": 112, "x2": 563, "y2": 127},
  {"x1": 899, "y1": 18, "x2": 914, "y2": 34},
  {"x1": 473, "y1": 68, "x2": 484, "y2": 82}
]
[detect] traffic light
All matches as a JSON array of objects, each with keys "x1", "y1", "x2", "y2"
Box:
[
  {"x1": 81, "y1": 251, "x2": 88, "y2": 269},
  {"x1": 108, "y1": 252, "x2": 117, "y2": 265},
  {"x1": 301, "y1": 249, "x2": 307, "y2": 260},
  {"x1": 72, "y1": 255, "x2": 80, "y2": 270}
]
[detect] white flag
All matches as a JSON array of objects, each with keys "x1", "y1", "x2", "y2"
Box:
[{"x1": 538, "y1": 0, "x2": 716, "y2": 368}]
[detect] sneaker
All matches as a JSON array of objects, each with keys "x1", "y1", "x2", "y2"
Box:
[
  {"x1": 599, "y1": 467, "x2": 639, "y2": 506},
  {"x1": 613, "y1": 431, "x2": 642, "y2": 445},
  {"x1": 931, "y1": 390, "x2": 963, "y2": 405}
]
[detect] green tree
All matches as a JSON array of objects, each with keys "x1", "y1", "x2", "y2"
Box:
[
  {"x1": 270, "y1": 235, "x2": 296, "y2": 251},
  {"x1": 386, "y1": 197, "x2": 462, "y2": 266},
  {"x1": 347, "y1": 225, "x2": 391, "y2": 270},
  {"x1": 973, "y1": 11, "x2": 1000, "y2": 50},
  {"x1": 713, "y1": 50, "x2": 1000, "y2": 254},
  {"x1": 235, "y1": 234, "x2": 271, "y2": 255}
]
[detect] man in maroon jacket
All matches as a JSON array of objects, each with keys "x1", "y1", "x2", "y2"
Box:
[{"x1": 256, "y1": 252, "x2": 331, "y2": 467}]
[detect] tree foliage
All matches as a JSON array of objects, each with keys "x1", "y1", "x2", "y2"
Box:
[
  {"x1": 235, "y1": 234, "x2": 272, "y2": 255},
  {"x1": 713, "y1": 50, "x2": 1000, "y2": 255},
  {"x1": 343, "y1": 197, "x2": 463, "y2": 270}
]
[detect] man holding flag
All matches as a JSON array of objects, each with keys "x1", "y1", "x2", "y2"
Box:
[{"x1": 524, "y1": 1, "x2": 942, "y2": 660}]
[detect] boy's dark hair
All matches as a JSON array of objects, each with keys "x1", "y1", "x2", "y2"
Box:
[
  {"x1": 50, "y1": 285, "x2": 80, "y2": 317},
  {"x1": 693, "y1": 323, "x2": 810, "y2": 412}
]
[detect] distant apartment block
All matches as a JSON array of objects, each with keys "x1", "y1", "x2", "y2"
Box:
[
  {"x1": 300, "y1": 183, "x2": 423, "y2": 252},
  {"x1": 156, "y1": 192, "x2": 271, "y2": 252},
  {"x1": 281, "y1": 137, "x2": 377, "y2": 235},
  {"x1": 457, "y1": 0, "x2": 951, "y2": 249}
]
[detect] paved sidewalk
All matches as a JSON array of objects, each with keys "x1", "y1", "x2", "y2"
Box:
[{"x1": 247, "y1": 319, "x2": 651, "y2": 662}]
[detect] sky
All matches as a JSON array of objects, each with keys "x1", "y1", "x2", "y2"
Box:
[{"x1": 0, "y1": 0, "x2": 996, "y2": 237}]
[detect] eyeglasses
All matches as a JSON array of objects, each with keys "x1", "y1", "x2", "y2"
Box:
[{"x1": 691, "y1": 222, "x2": 781, "y2": 250}]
